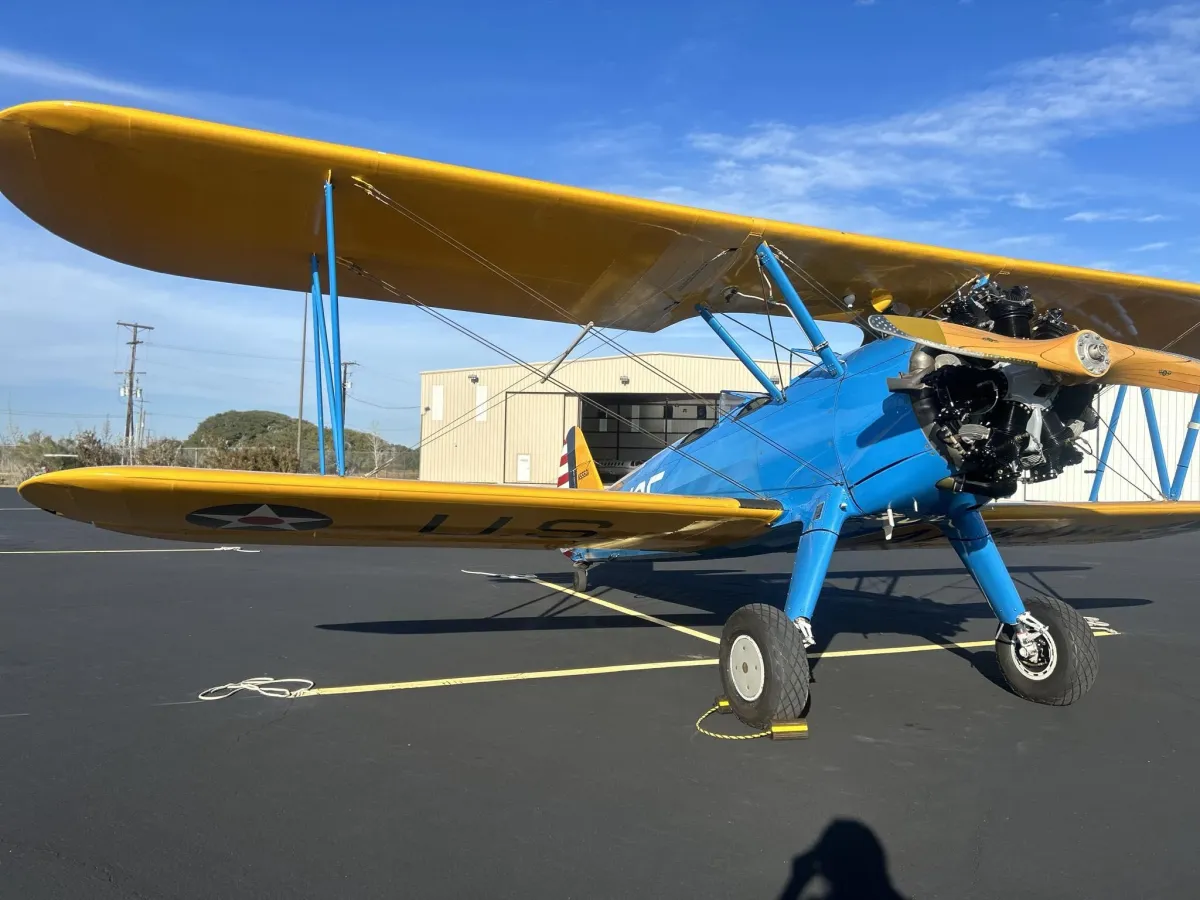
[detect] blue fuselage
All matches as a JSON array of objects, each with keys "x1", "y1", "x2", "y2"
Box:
[{"x1": 581, "y1": 336, "x2": 958, "y2": 562}]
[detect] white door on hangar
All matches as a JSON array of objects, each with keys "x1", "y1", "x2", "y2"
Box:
[{"x1": 504, "y1": 392, "x2": 571, "y2": 484}]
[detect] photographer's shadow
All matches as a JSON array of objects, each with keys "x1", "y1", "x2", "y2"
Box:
[{"x1": 778, "y1": 819, "x2": 907, "y2": 900}]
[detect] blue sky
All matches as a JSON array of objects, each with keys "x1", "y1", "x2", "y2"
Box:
[{"x1": 2, "y1": 0, "x2": 1199, "y2": 445}]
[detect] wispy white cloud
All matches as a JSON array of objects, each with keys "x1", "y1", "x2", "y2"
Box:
[
  {"x1": 556, "y1": 123, "x2": 663, "y2": 159},
  {"x1": 1065, "y1": 210, "x2": 1169, "y2": 222},
  {"x1": 5, "y1": 10, "x2": 1200, "y2": 433},
  {"x1": 989, "y1": 234, "x2": 1058, "y2": 248},
  {"x1": 1008, "y1": 192, "x2": 1057, "y2": 210},
  {"x1": 686, "y1": 6, "x2": 1200, "y2": 207},
  {"x1": 0, "y1": 48, "x2": 181, "y2": 104},
  {"x1": 0, "y1": 45, "x2": 417, "y2": 153},
  {"x1": 564, "y1": 4, "x2": 1200, "y2": 270}
]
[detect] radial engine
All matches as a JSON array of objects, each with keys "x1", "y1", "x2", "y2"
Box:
[{"x1": 889, "y1": 280, "x2": 1100, "y2": 499}]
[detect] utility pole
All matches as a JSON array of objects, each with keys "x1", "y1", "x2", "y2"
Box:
[
  {"x1": 341, "y1": 361, "x2": 359, "y2": 423},
  {"x1": 296, "y1": 292, "x2": 308, "y2": 462},
  {"x1": 136, "y1": 385, "x2": 147, "y2": 449},
  {"x1": 115, "y1": 321, "x2": 153, "y2": 464}
]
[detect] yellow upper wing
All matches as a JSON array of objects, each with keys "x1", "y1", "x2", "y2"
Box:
[
  {"x1": 17, "y1": 466, "x2": 780, "y2": 551},
  {"x1": 3, "y1": 100, "x2": 1200, "y2": 352}
]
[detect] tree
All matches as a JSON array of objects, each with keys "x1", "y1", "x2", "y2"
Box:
[
  {"x1": 140, "y1": 438, "x2": 184, "y2": 467},
  {"x1": 70, "y1": 428, "x2": 122, "y2": 467},
  {"x1": 366, "y1": 421, "x2": 393, "y2": 476},
  {"x1": 3, "y1": 410, "x2": 417, "y2": 478},
  {"x1": 204, "y1": 444, "x2": 300, "y2": 473}
]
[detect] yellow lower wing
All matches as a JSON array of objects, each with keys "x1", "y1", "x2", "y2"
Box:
[{"x1": 18, "y1": 467, "x2": 780, "y2": 551}]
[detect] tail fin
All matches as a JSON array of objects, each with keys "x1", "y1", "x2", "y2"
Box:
[{"x1": 558, "y1": 426, "x2": 603, "y2": 490}]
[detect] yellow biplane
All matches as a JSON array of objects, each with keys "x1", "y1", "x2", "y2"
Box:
[{"x1": 5, "y1": 100, "x2": 1200, "y2": 727}]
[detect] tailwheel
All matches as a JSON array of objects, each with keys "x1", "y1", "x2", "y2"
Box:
[
  {"x1": 996, "y1": 594, "x2": 1098, "y2": 706},
  {"x1": 719, "y1": 603, "x2": 811, "y2": 728},
  {"x1": 572, "y1": 564, "x2": 589, "y2": 593}
]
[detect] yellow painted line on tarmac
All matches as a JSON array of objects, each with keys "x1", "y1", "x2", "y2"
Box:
[
  {"x1": 812, "y1": 628, "x2": 1117, "y2": 660},
  {"x1": 296, "y1": 631, "x2": 1119, "y2": 698},
  {"x1": 302, "y1": 657, "x2": 719, "y2": 696},
  {"x1": 523, "y1": 577, "x2": 721, "y2": 645},
  {"x1": 0, "y1": 546, "x2": 257, "y2": 555}
]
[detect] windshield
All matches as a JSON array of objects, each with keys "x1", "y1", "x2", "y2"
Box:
[{"x1": 718, "y1": 390, "x2": 766, "y2": 418}]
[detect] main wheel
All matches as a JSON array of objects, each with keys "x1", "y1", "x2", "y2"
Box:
[
  {"x1": 996, "y1": 594, "x2": 1098, "y2": 706},
  {"x1": 719, "y1": 603, "x2": 811, "y2": 728},
  {"x1": 572, "y1": 566, "x2": 588, "y2": 593}
]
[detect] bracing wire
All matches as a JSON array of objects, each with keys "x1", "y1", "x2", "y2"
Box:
[
  {"x1": 349, "y1": 178, "x2": 838, "y2": 485},
  {"x1": 339, "y1": 259, "x2": 766, "y2": 498},
  {"x1": 1074, "y1": 433, "x2": 1157, "y2": 502},
  {"x1": 757, "y1": 257, "x2": 785, "y2": 388},
  {"x1": 719, "y1": 312, "x2": 821, "y2": 361},
  {"x1": 1162, "y1": 318, "x2": 1200, "y2": 353},
  {"x1": 409, "y1": 322, "x2": 626, "y2": 456},
  {"x1": 1094, "y1": 405, "x2": 1166, "y2": 500}
]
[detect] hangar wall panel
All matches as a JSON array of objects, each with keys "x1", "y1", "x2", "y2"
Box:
[
  {"x1": 503, "y1": 393, "x2": 573, "y2": 484},
  {"x1": 1019, "y1": 387, "x2": 1200, "y2": 503},
  {"x1": 418, "y1": 353, "x2": 795, "y2": 484}
]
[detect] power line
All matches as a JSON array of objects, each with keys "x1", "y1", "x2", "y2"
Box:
[
  {"x1": 138, "y1": 355, "x2": 295, "y2": 383},
  {"x1": 7, "y1": 411, "x2": 117, "y2": 420},
  {"x1": 347, "y1": 393, "x2": 418, "y2": 411},
  {"x1": 355, "y1": 364, "x2": 416, "y2": 386},
  {"x1": 144, "y1": 342, "x2": 294, "y2": 362},
  {"x1": 5, "y1": 410, "x2": 203, "y2": 421}
]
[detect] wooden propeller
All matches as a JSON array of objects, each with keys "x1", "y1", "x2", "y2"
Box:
[{"x1": 870, "y1": 314, "x2": 1200, "y2": 393}]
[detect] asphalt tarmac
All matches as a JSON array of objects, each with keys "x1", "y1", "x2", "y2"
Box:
[{"x1": 2, "y1": 486, "x2": 1199, "y2": 899}]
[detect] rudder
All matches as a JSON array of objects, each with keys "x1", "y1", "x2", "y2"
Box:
[{"x1": 558, "y1": 426, "x2": 603, "y2": 490}]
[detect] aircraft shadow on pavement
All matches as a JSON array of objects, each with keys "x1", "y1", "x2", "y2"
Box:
[
  {"x1": 317, "y1": 561, "x2": 1148, "y2": 688},
  {"x1": 777, "y1": 818, "x2": 907, "y2": 900}
]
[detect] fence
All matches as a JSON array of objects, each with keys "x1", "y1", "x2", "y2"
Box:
[{"x1": 0, "y1": 444, "x2": 417, "y2": 485}]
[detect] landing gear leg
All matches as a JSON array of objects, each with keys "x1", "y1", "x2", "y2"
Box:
[
  {"x1": 942, "y1": 497, "x2": 1098, "y2": 705},
  {"x1": 720, "y1": 490, "x2": 849, "y2": 727}
]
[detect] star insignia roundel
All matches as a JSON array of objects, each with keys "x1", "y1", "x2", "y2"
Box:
[{"x1": 186, "y1": 503, "x2": 333, "y2": 531}]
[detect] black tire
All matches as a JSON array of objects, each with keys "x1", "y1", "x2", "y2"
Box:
[
  {"x1": 995, "y1": 594, "x2": 1098, "y2": 706},
  {"x1": 572, "y1": 567, "x2": 588, "y2": 593},
  {"x1": 719, "y1": 603, "x2": 811, "y2": 728}
]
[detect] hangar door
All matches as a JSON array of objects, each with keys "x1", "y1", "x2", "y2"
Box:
[
  {"x1": 504, "y1": 392, "x2": 577, "y2": 484},
  {"x1": 581, "y1": 394, "x2": 719, "y2": 484}
]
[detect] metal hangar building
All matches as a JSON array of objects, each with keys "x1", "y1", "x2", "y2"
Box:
[
  {"x1": 417, "y1": 351, "x2": 1200, "y2": 503},
  {"x1": 417, "y1": 352, "x2": 807, "y2": 486}
]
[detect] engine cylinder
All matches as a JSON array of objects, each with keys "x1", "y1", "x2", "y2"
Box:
[{"x1": 990, "y1": 293, "x2": 1034, "y2": 338}]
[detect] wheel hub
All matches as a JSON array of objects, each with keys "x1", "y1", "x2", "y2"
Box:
[
  {"x1": 1011, "y1": 625, "x2": 1058, "y2": 681},
  {"x1": 728, "y1": 634, "x2": 765, "y2": 702}
]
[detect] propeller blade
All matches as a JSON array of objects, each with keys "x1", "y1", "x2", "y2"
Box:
[
  {"x1": 869, "y1": 313, "x2": 1200, "y2": 393},
  {"x1": 1103, "y1": 344, "x2": 1200, "y2": 393},
  {"x1": 870, "y1": 315, "x2": 1108, "y2": 378}
]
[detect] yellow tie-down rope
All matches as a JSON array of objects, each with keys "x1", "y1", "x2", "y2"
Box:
[{"x1": 695, "y1": 697, "x2": 810, "y2": 741}]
